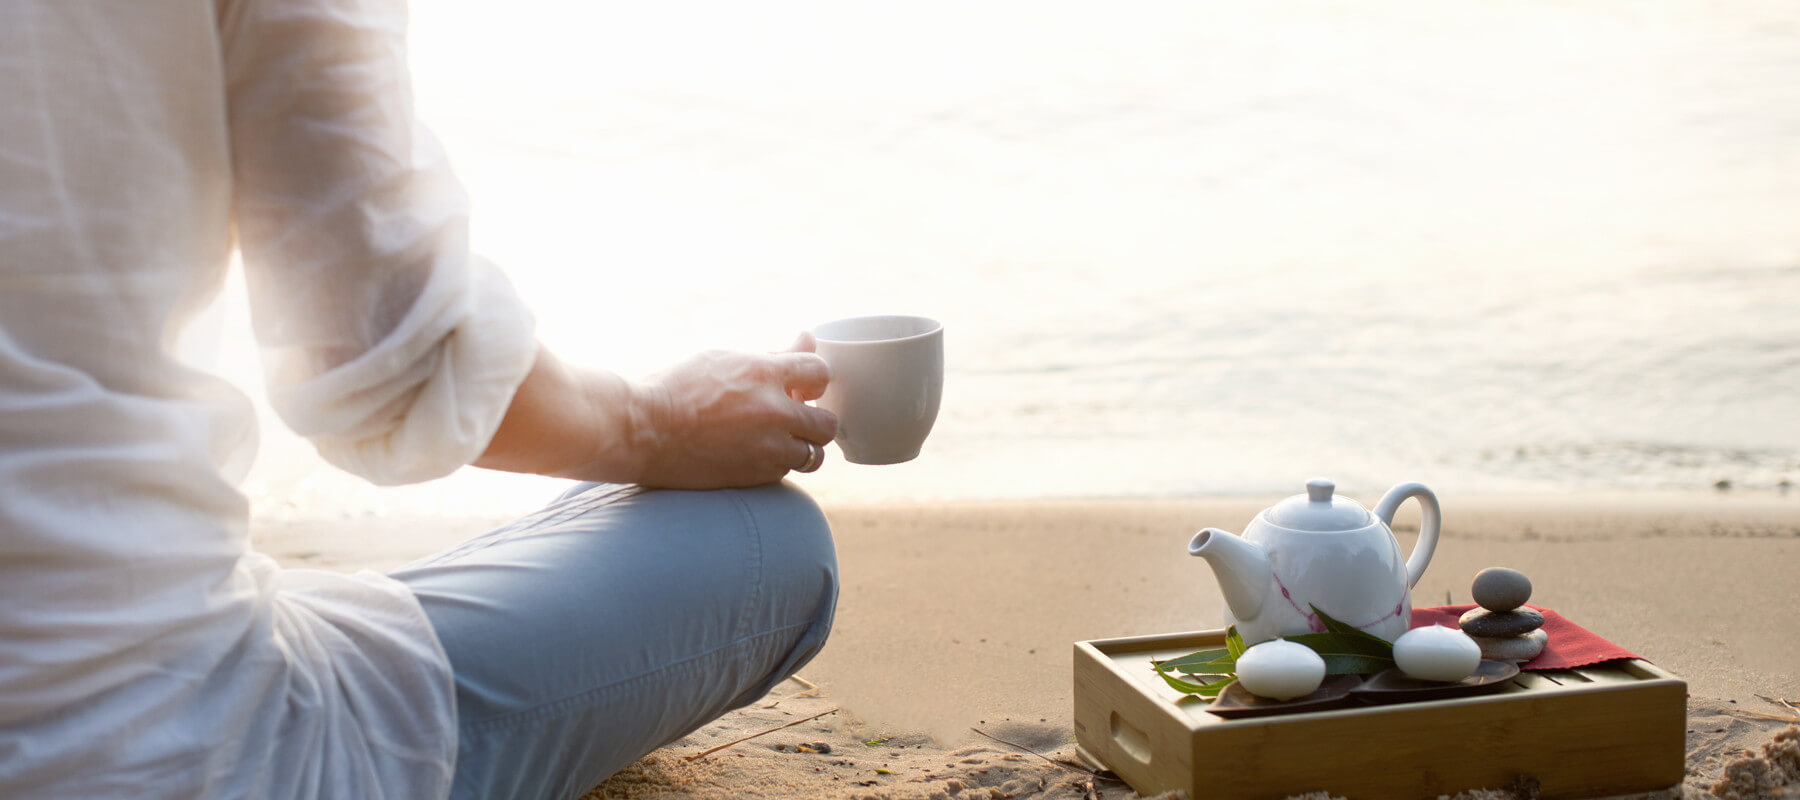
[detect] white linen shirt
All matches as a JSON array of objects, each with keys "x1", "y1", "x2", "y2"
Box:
[{"x1": 0, "y1": 1, "x2": 538, "y2": 797}]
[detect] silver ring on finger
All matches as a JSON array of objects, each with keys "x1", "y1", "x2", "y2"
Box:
[{"x1": 796, "y1": 441, "x2": 824, "y2": 473}]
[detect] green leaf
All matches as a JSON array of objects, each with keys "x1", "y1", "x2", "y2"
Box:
[
  {"x1": 1175, "y1": 658, "x2": 1239, "y2": 677},
  {"x1": 1154, "y1": 647, "x2": 1236, "y2": 676},
  {"x1": 1313, "y1": 653, "x2": 1396, "y2": 675},
  {"x1": 1152, "y1": 661, "x2": 1232, "y2": 698},
  {"x1": 1281, "y1": 633, "x2": 1397, "y2": 675},
  {"x1": 1192, "y1": 678, "x2": 1230, "y2": 697},
  {"x1": 1225, "y1": 626, "x2": 1248, "y2": 660},
  {"x1": 1310, "y1": 605, "x2": 1397, "y2": 649},
  {"x1": 1152, "y1": 665, "x2": 1211, "y2": 695},
  {"x1": 1282, "y1": 632, "x2": 1394, "y2": 660},
  {"x1": 1285, "y1": 609, "x2": 1397, "y2": 675}
]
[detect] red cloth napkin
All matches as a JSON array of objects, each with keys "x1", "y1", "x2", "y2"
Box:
[{"x1": 1409, "y1": 604, "x2": 1640, "y2": 671}]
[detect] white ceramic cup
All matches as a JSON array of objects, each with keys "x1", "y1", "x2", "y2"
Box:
[{"x1": 810, "y1": 315, "x2": 944, "y2": 465}]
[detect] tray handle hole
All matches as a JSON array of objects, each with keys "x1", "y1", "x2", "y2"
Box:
[{"x1": 1109, "y1": 711, "x2": 1152, "y2": 766}]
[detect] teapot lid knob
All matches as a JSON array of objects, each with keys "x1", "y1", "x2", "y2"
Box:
[{"x1": 1306, "y1": 478, "x2": 1335, "y2": 503}]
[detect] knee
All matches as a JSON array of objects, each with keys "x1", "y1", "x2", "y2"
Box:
[
  {"x1": 731, "y1": 480, "x2": 838, "y2": 621},
  {"x1": 737, "y1": 480, "x2": 836, "y2": 574},
  {"x1": 724, "y1": 482, "x2": 838, "y2": 702}
]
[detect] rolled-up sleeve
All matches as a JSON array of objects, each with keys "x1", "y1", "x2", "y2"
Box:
[{"x1": 220, "y1": 0, "x2": 536, "y2": 485}]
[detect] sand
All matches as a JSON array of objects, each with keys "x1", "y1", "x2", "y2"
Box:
[
  {"x1": 256, "y1": 490, "x2": 1800, "y2": 798},
  {"x1": 566, "y1": 686, "x2": 1796, "y2": 800}
]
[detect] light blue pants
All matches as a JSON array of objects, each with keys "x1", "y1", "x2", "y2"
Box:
[{"x1": 390, "y1": 481, "x2": 838, "y2": 800}]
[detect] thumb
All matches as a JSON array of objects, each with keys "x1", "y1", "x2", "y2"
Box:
[
  {"x1": 784, "y1": 330, "x2": 823, "y2": 401},
  {"x1": 785, "y1": 330, "x2": 818, "y2": 354}
]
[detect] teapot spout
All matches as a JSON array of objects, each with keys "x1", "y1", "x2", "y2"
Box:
[{"x1": 1187, "y1": 528, "x2": 1272, "y2": 623}]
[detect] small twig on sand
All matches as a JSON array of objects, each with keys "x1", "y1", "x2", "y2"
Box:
[
  {"x1": 1747, "y1": 695, "x2": 1800, "y2": 723},
  {"x1": 788, "y1": 674, "x2": 823, "y2": 698},
  {"x1": 1731, "y1": 709, "x2": 1800, "y2": 724},
  {"x1": 1756, "y1": 695, "x2": 1800, "y2": 714},
  {"x1": 968, "y1": 727, "x2": 1118, "y2": 782},
  {"x1": 685, "y1": 708, "x2": 839, "y2": 761}
]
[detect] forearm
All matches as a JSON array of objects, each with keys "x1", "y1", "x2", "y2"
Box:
[
  {"x1": 476, "y1": 338, "x2": 837, "y2": 490},
  {"x1": 473, "y1": 345, "x2": 657, "y2": 483}
]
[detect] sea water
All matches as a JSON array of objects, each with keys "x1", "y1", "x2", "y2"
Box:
[{"x1": 193, "y1": 0, "x2": 1800, "y2": 517}]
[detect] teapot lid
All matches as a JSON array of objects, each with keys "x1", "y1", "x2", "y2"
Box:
[{"x1": 1264, "y1": 479, "x2": 1373, "y2": 531}]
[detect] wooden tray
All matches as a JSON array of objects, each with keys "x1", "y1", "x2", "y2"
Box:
[{"x1": 1073, "y1": 629, "x2": 1686, "y2": 799}]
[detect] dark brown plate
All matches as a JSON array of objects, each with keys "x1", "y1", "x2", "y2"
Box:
[
  {"x1": 1206, "y1": 673, "x2": 1364, "y2": 719},
  {"x1": 1349, "y1": 660, "x2": 1521, "y2": 704}
]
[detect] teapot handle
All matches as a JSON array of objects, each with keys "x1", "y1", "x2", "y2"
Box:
[{"x1": 1373, "y1": 482, "x2": 1441, "y2": 588}]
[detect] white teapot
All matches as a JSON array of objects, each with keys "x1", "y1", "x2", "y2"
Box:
[{"x1": 1188, "y1": 478, "x2": 1441, "y2": 645}]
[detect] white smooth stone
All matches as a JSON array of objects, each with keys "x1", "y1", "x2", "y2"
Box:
[
  {"x1": 1235, "y1": 640, "x2": 1327, "y2": 700},
  {"x1": 1394, "y1": 625, "x2": 1482, "y2": 682}
]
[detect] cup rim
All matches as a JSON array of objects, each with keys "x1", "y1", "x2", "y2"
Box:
[{"x1": 811, "y1": 315, "x2": 942, "y2": 345}]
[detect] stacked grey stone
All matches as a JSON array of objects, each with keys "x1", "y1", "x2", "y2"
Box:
[{"x1": 1459, "y1": 567, "x2": 1548, "y2": 662}]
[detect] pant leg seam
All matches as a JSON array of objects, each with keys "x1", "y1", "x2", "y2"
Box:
[
  {"x1": 723, "y1": 489, "x2": 764, "y2": 646},
  {"x1": 461, "y1": 618, "x2": 815, "y2": 735}
]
